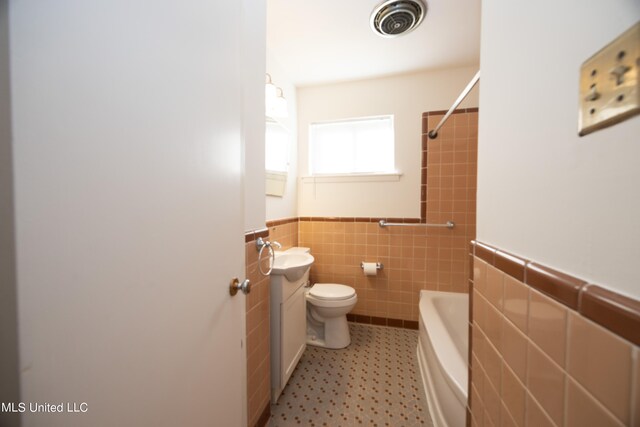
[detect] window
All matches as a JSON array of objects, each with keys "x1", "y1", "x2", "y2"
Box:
[{"x1": 309, "y1": 116, "x2": 394, "y2": 175}]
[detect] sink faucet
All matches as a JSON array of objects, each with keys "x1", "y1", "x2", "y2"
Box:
[{"x1": 272, "y1": 241, "x2": 282, "y2": 249}]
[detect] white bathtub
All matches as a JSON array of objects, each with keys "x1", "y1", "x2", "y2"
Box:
[{"x1": 417, "y1": 290, "x2": 469, "y2": 427}]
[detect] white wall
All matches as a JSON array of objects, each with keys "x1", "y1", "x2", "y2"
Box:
[
  {"x1": 266, "y1": 51, "x2": 298, "y2": 221},
  {"x1": 477, "y1": 1, "x2": 640, "y2": 298},
  {"x1": 0, "y1": 2, "x2": 20, "y2": 426},
  {"x1": 297, "y1": 66, "x2": 479, "y2": 218},
  {"x1": 243, "y1": 0, "x2": 267, "y2": 232}
]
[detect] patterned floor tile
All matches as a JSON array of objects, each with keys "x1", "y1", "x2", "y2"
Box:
[{"x1": 270, "y1": 323, "x2": 433, "y2": 427}]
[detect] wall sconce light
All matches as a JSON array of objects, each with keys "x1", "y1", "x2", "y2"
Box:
[{"x1": 265, "y1": 73, "x2": 288, "y2": 119}]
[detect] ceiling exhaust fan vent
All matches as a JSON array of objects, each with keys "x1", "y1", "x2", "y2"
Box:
[{"x1": 370, "y1": 0, "x2": 427, "y2": 38}]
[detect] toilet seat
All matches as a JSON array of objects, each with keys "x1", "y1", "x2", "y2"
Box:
[{"x1": 309, "y1": 283, "x2": 355, "y2": 301}]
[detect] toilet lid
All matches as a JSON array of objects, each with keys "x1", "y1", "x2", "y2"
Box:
[{"x1": 309, "y1": 283, "x2": 356, "y2": 300}]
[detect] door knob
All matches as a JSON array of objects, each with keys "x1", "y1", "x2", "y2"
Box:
[{"x1": 229, "y1": 278, "x2": 251, "y2": 296}]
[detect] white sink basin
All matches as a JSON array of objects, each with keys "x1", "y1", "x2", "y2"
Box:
[{"x1": 271, "y1": 252, "x2": 314, "y2": 282}]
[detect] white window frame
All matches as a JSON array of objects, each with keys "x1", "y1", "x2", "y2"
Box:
[{"x1": 307, "y1": 115, "x2": 398, "y2": 179}]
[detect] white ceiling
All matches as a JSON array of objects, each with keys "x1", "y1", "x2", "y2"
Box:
[{"x1": 266, "y1": 0, "x2": 481, "y2": 87}]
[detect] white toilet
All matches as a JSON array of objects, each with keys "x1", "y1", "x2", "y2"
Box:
[{"x1": 306, "y1": 283, "x2": 357, "y2": 349}]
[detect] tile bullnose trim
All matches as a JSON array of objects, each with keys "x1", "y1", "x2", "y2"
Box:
[
  {"x1": 495, "y1": 250, "x2": 527, "y2": 282},
  {"x1": 525, "y1": 262, "x2": 586, "y2": 310},
  {"x1": 472, "y1": 241, "x2": 496, "y2": 265},
  {"x1": 473, "y1": 240, "x2": 640, "y2": 347},
  {"x1": 255, "y1": 228, "x2": 269, "y2": 239},
  {"x1": 266, "y1": 217, "x2": 299, "y2": 227},
  {"x1": 245, "y1": 227, "x2": 269, "y2": 242},
  {"x1": 580, "y1": 284, "x2": 640, "y2": 346},
  {"x1": 347, "y1": 314, "x2": 418, "y2": 330},
  {"x1": 424, "y1": 107, "x2": 479, "y2": 117}
]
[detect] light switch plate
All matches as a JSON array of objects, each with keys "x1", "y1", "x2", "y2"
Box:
[{"x1": 578, "y1": 22, "x2": 640, "y2": 136}]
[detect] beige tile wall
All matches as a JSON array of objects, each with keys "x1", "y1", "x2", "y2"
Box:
[
  {"x1": 267, "y1": 219, "x2": 299, "y2": 251},
  {"x1": 300, "y1": 220, "x2": 421, "y2": 321},
  {"x1": 424, "y1": 111, "x2": 477, "y2": 293},
  {"x1": 470, "y1": 256, "x2": 639, "y2": 427},
  {"x1": 298, "y1": 217, "x2": 472, "y2": 322},
  {"x1": 245, "y1": 237, "x2": 272, "y2": 427},
  {"x1": 245, "y1": 220, "x2": 299, "y2": 427},
  {"x1": 296, "y1": 110, "x2": 477, "y2": 322}
]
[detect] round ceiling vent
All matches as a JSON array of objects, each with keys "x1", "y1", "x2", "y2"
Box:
[{"x1": 370, "y1": 0, "x2": 427, "y2": 38}]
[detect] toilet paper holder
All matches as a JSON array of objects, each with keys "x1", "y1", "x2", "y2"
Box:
[{"x1": 360, "y1": 262, "x2": 383, "y2": 270}]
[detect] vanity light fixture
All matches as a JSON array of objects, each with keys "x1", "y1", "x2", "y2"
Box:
[{"x1": 265, "y1": 73, "x2": 288, "y2": 118}]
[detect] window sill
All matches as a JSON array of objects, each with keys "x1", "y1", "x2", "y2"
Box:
[{"x1": 300, "y1": 172, "x2": 402, "y2": 184}]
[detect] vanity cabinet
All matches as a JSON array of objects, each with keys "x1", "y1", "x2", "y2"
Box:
[
  {"x1": 280, "y1": 281, "x2": 307, "y2": 386},
  {"x1": 270, "y1": 258, "x2": 309, "y2": 403}
]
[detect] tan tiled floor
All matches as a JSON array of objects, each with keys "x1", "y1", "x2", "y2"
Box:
[{"x1": 270, "y1": 323, "x2": 433, "y2": 426}]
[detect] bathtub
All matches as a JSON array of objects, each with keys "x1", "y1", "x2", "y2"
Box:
[{"x1": 417, "y1": 290, "x2": 469, "y2": 427}]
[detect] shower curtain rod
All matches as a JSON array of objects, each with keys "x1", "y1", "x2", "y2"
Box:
[{"x1": 428, "y1": 70, "x2": 480, "y2": 139}]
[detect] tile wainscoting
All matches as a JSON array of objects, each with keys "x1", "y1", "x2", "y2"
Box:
[
  {"x1": 244, "y1": 229, "x2": 271, "y2": 427},
  {"x1": 469, "y1": 240, "x2": 640, "y2": 427},
  {"x1": 299, "y1": 216, "x2": 466, "y2": 322},
  {"x1": 265, "y1": 217, "x2": 299, "y2": 251},
  {"x1": 244, "y1": 220, "x2": 299, "y2": 427}
]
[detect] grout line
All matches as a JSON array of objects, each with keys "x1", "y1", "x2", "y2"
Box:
[
  {"x1": 526, "y1": 331, "x2": 565, "y2": 377},
  {"x1": 527, "y1": 390, "x2": 561, "y2": 427},
  {"x1": 631, "y1": 347, "x2": 638, "y2": 427},
  {"x1": 524, "y1": 389, "x2": 529, "y2": 427},
  {"x1": 564, "y1": 306, "x2": 571, "y2": 384},
  {"x1": 523, "y1": 288, "x2": 532, "y2": 423},
  {"x1": 562, "y1": 367, "x2": 568, "y2": 427},
  {"x1": 568, "y1": 374, "x2": 627, "y2": 426},
  {"x1": 498, "y1": 365, "x2": 522, "y2": 426}
]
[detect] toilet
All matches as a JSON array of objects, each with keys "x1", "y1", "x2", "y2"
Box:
[{"x1": 306, "y1": 283, "x2": 357, "y2": 349}]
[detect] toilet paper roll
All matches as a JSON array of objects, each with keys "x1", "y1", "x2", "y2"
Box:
[{"x1": 363, "y1": 262, "x2": 378, "y2": 276}]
